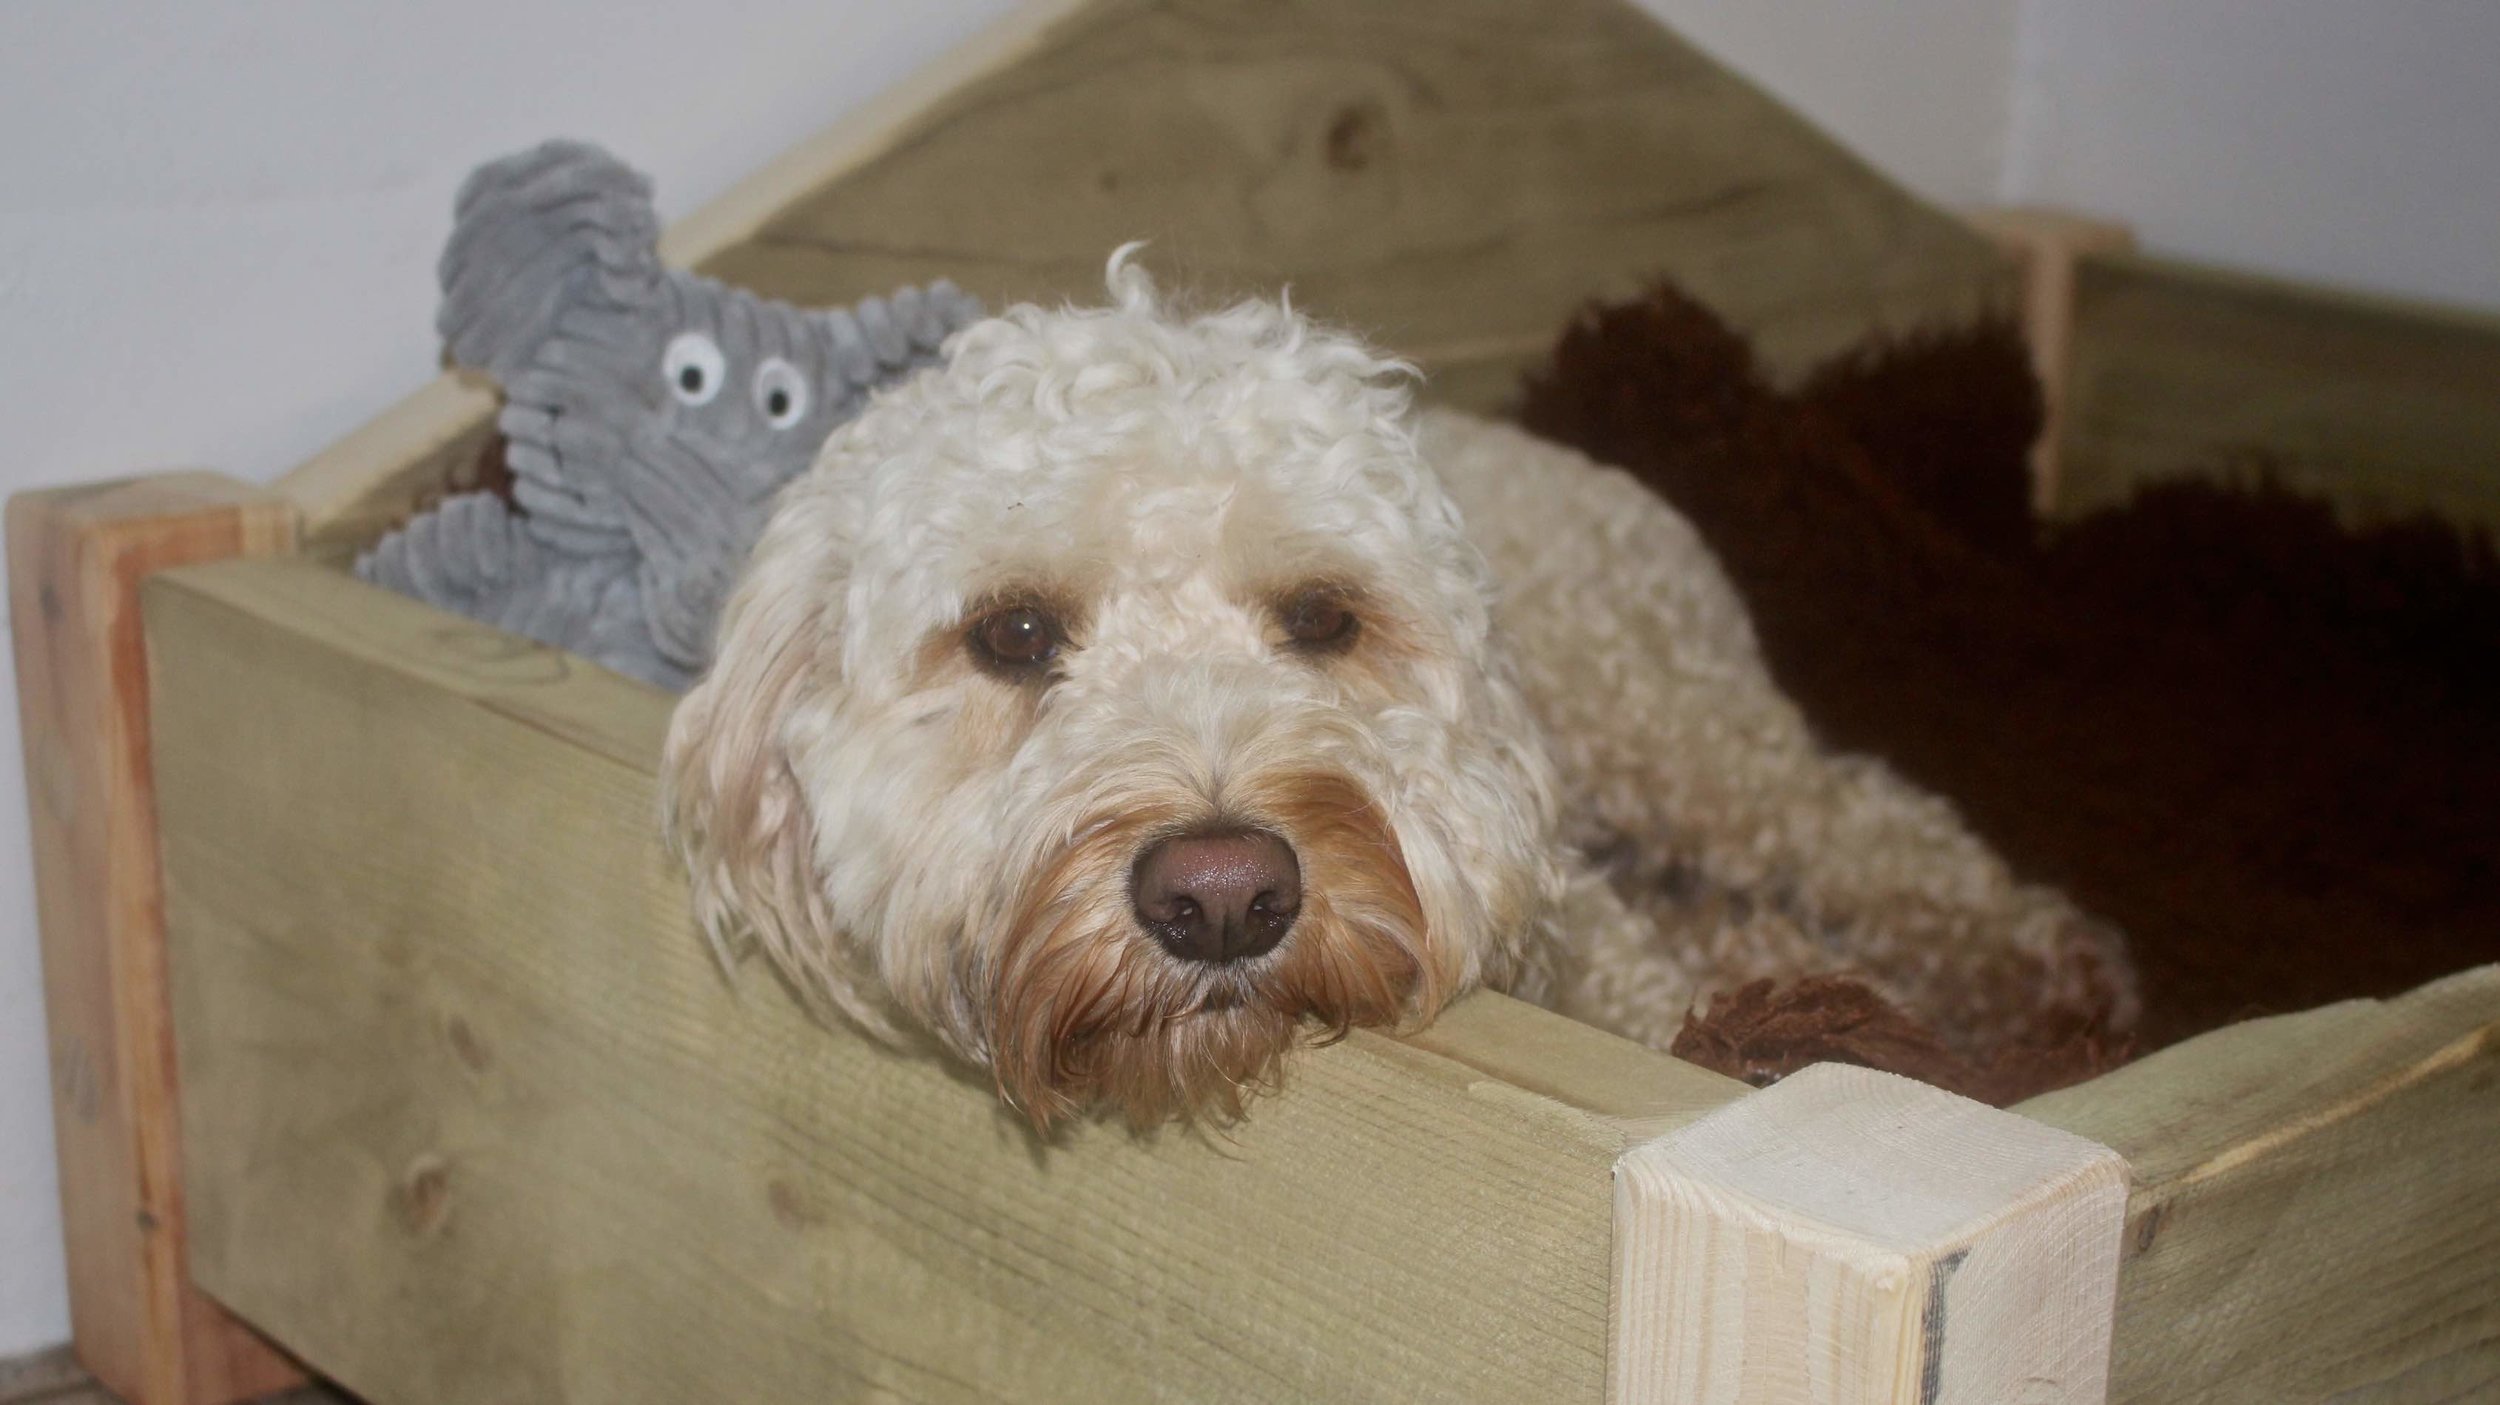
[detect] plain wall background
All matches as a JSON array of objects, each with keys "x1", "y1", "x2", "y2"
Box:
[{"x1": 2, "y1": 0, "x2": 2495, "y2": 1357}]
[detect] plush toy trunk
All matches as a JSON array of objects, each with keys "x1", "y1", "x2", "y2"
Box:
[{"x1": 17, "y1": 2, "x2": 2500, "y2": 1402}]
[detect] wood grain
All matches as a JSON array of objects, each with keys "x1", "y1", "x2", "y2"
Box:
[
  {"x1": 6, "y1": 476, "x2": 303, "y2": 1405},
  {"x1": 277, "y1": 0, "x2": 2013, "y2": 554},
  {"x1": 2022, "y1": 964, "x2": 2500, "y2": 1404},
  {"x1": 146, "y1": 557, "x2": 1744, "y2": 1405},
  {"x1": 2056, "y1": 251, "x2": 2500, "y2": 527},
  {"x1": 1612, "y1": 1063, "x2": 2125, "y2": 1405},
  {"x1": 704, "y1": 0, "x2": 2013, "y2": 404}
]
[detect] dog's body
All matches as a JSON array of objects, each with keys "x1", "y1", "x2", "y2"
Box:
[
  {"x1": 665, "y1": 257, "x2": 2135, "y2": 1125},
  {"x1": 1422, "y1": 411, "x2": 2132, "y2": 1059}
]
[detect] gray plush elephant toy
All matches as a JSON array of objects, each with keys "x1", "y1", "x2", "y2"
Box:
[{"x1": 358, "y1": 140, "x2": 981, "y2": 688}]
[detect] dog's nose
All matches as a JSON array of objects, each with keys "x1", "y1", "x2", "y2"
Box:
[{"x1": 1130, "y1": 828, "x2": 1301, "y2": 964}]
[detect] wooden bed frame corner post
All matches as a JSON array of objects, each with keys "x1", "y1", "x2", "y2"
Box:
[
  {"x1": 1609, "y1": 1062, "x2": 2127, "y2": 1405},
  {"x1": 1962, "y1": 206, "x2": 2139, "y2": 518},
  {"x1": 7, "y1": 473, "x2": 304, "y2": 1405}
]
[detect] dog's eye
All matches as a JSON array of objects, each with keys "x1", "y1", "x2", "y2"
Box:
[
  {"x1": 970, "y1": 606, "x2": 1060, "y2": 673},
  {"x1": 1280, "y1": 591, "x2": 1360, "y2": 653}
]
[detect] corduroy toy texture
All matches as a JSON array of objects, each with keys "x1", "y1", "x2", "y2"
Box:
[{"x1": 358, "y1": 141, "x2": 982, "y2": 687}]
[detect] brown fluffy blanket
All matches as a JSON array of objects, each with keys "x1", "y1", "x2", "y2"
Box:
[{"x1": 1521, "y1": 285, "x2": 2500, "y2": 1096}]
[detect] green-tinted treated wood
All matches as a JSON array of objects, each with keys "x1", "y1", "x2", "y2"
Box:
[
  {"x1": 279, "y1": 0, "x2": 2010, "y2": 552},
  {"x1": 2056, "y1": 251, "x2": 2500, "y2": 526},
  {"x1": 699, "y1": 0, "x2": 2013, "y2": 407},
  {"x1": 284, "y1": 376, "x2": 501, "y2": 561},
  {"x1": 2022, "y1": 964, "x2": 2500, "y2": 1404},
  {"x1": 147, "y1": 558, "x2": 1741, "y2": 1405}
]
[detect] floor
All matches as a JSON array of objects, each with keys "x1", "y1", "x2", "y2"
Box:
[{"x1": 0, "y1": 1347, "x2": 348, "y2": 1405}]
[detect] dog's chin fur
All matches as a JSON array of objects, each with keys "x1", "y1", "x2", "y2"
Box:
[{"x1": 988, "y1": 772, "x2": 1431, "y2": 1127}]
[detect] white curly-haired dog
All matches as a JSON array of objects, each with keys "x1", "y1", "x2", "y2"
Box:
[{"x1": 663, "y1": 251, "x2": 2136, "y2": 1126}]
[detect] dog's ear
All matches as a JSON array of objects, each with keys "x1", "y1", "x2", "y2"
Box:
[
  {"x1": 438, "y1": 140, "x2": 662, "y2": 382},
  {"x1": 659, "y1": 496, "x2": 894, "y2": 1035}
]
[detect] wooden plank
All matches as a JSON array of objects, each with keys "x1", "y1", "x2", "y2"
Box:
[
  {"x1": 2056, "y1": 250, "x2": 2500, "y2": 526},
  {"x1": 5, "y1": 477, "x2": 303, "y2": 1405},
  {"x1": 706, "y1": 0, "x2": 2014, "y2": 407},
  {"x1": 1612, "y1": 1064, "x2": 2125, "y2": 1405},
  {"x1": 277, "y1": 0, "x2": 2013, "y2": 552},
  {"x1": 146, "y1": 557, "x2": 1745, "y2": 1405},
  {"x1": 2021, "y1": 963, "x2": 2500, "y2": 1404},
  {"x1": 1962, "y1": 206, "x2": 2138, "y2": 515},
  {"x1": 281, "y1": 376, "x2": 500, "y2": 562}
]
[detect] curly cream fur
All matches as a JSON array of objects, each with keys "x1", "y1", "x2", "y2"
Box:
[{"x1": 664, "y1": 250, "x2": 2136, "y2": 1126}]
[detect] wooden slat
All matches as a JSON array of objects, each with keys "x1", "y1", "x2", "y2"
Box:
[
  {"x1": 277, "y1": 0, "x2": 2013, "y2": 555},
  {"x1": 2056, "y1": 251, "x2": 2500, "y2": 526},
  {"x1": 280, "y1": 377, "x2": 500, "y2": 562},
  {"x1": 1962, "y1": 206, "x2": 2139, "y2": 515},
  {"x1": 1612, "y1": 1064, "x2": 2125, "y2": 1405},
  {"x1": 6, "y1": 477, "x2": 303, "y2": 1405},
  {"x1": 146, "y1": 557, "x2": 1744, "y2": 1405},
  {"x1": 706, "y1": 0, "x2": 2013, "y2": 403},
  {"x1": 2021, "y1": 963, "x2": 2500, "y2": 1404}
]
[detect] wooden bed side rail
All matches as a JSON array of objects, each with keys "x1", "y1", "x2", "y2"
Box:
[
  {"x1": 2022, "y1": 963, "x2": 2500, "y2": 1403},
  {"x1": 1967, "y1": 207, "x2": 2500, "y2": 534},
  {"x1": 2012, "y1": 241, "x2": 2500, "y2": 530},
  {"x1": 6, "y1": 475, "x2": 305, "y2": 1405},
  {"x1": 144, "y1": 557, "x2": 1729, "y2": 1403},
  {"x1": 140, "y1": 556, "x2": 2131, "y2": 1404}
]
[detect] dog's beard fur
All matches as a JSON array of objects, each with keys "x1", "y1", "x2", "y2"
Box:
[{"x1": 986, "y1": 771, "x2": 1432, "y2": 1128}]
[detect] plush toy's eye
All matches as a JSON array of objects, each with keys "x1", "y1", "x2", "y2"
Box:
[
  {"x1": 754, "y1": 358, "x2": 810, "y2": 430},
  {"x1": 663, "y1": 332, "x2": 726, "y2": 406}
]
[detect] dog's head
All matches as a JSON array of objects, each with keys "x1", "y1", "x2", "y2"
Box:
[{"x1": 663, "y1": 252, "x2": 1560, "y2": 1126}]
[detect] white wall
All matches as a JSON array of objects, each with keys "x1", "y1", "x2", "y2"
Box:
[
  {"x1": 2002, "y1": 0, "x2": 2500, "y2": 312},
  {"x1": 0, "y1": 0, "x2": 2492, "y2": 1360}
]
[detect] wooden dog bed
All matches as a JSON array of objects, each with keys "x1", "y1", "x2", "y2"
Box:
[{"x1": 16, "y1": 2, "x2": 2499, "y2": 1401}]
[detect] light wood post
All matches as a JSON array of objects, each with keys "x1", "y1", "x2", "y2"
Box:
[
  {"x1": 1964, "y1": 206, "x2": 2138, "y2": 517},
  {"x1": 1611, "y1": 1063, "x2": 2127, "y2": 1405},
  {"x1": 7, "y1": 474, "x2": 303, "y2": 1405}
]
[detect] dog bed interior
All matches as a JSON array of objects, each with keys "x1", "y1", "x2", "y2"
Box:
[{"x1": 1516, "y1": 280, "x2": 2500, "y2": 1094}]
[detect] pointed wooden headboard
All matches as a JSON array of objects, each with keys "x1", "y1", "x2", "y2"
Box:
[{"x1": 280, "y1": 0, "x2": 2012, "y2": 553}]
